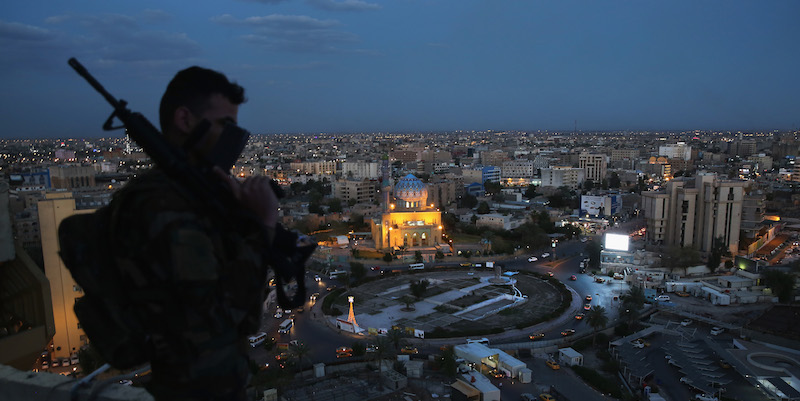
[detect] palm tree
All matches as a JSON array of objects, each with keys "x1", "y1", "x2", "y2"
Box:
[
  {"x1": 387, "y1": 328, "x2": 406, "y2": 351},
  {"x1": 586, "y1": 305, "x2": 608, "y2": 345},
  {"x1": 290, "y1": 341, "x2": 311, "y2": 378},
  {"x1": 620, "y1": 285, "x2": 646, "y2": 327},
  {"x1": 368, "y1": 336, "x2": 393, "y2": 390}
]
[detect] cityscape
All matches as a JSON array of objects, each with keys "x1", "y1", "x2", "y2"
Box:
[{"x1": 2, "y1": 128, "x2": 800, "y2": 401}]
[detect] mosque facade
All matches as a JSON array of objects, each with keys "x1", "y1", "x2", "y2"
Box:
[{"x1": 371, "y1": 174, "x2": 443, "y2": 251}]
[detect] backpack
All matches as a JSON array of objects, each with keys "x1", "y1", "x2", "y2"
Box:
[{"x1": 58, "y1": 205, "x2": 149, "y2": 370}]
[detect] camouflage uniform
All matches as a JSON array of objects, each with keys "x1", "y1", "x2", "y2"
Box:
[{"x1": 109, "y1": 169, "x2": 270, "y2": 401}]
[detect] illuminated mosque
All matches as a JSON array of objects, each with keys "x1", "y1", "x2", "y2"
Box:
[{"x1": 371, "y1": 174, "x2": 443, "y2": 251}]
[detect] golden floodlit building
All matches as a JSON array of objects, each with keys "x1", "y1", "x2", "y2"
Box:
[{"x1": 372, "y1": 174, "x2": 443, "y2": 250}]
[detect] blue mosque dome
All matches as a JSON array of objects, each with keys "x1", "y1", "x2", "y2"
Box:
[{"x1": 394, "y1": 174, "x2": 428, "y2": 203}]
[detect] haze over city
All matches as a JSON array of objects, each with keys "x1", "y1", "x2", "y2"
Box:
[{"x1": 2, "y1": 0, "x2": 799, "y2": 139}]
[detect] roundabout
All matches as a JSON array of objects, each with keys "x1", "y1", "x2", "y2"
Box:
[{"x1": 322, "y1": 268, "x2": 573, "y2": 339}]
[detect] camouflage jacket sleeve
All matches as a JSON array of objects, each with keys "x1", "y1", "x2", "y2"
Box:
[{"x1": 111, "y1": 171, "x2": 268, "y2": 384}]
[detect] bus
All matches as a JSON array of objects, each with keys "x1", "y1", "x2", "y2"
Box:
[
  {"x1": 278, "y1": 319, "x2": 293, "y2": 334},
  {"x1": 409, "y1": 263, "x2": 425, "y2": 270},
  {"x1": 248, "y1": 332, "x2": 268, "y2": 348}
]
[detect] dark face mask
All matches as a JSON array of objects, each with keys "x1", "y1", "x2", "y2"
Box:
[
  {"x1": 184, "y1": 120, "x2": 250, "y2": 172},
  {"x1": 206, "y1": 122, "x2": 250, "y2": 172}
]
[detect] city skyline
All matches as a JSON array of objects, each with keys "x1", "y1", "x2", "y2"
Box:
[{"x1": 2, "y1": 1, "x2": 799, "y2": 140}]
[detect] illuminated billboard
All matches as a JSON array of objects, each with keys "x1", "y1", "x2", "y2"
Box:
[{"x1": 604, "y1": 233, "x2": 630, "y2": 251}]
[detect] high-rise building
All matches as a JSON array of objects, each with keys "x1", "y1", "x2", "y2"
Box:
[
  {"x1": 38, "y1": 192, "x2": 92, "y2": 360},
  {"x1": 578, "y1": 153, "x2": 608, "y2": 183},
  {"x1": 641, "y1": 172, "x2": 746, "y2": 254},
  {"x1": 658, "y1": 142, "x2": 692, "y2": 161}
]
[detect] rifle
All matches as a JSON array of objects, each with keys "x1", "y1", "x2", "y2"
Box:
[{"x1": 66, "y1": 57, "x2": 313, "y2": 308}]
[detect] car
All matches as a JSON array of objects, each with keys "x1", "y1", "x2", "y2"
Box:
[
  {"x1": 676, "y1": 291, "x2": 690, "y2": 297},
  {"x1": 520, "y1": 393, "x2": 537, "y2": 401},
  {"x1": 310, "y1": 292, "x2": 320, "y2": 302},
  {"x1": 594, "y1": 277, "x2": 605, "y2": 283},
  {"x1": 70, "y1": 354, "x2": 79, "y2": 365},
  {"x1": 655, "y1": 294, "x2": 670, "y2": 301},
  {"x1": 632, "y1": 341, "x2": 644, "y2": 349},
  {"x1": 527, "y1": 256, "x2": 538, "y2": 262},
  {"x1": 51, "y1": 358, "x2": 60, "y2": 368},
  {"x1": 585, "y1": 295, "x2": 592, "y2": 302},
  {"x1": 569, "y1": 275, "x2": 577, "y2": 281},
  {"x1": 580, "y1": 237, "x2": 588, "y2": 243},
  {"x1": 574, "y1": 313, "x2": 585, "y2": 320},
  {"x1": 679, "y1": 377, "x2": 690, "y2": 384},
  {"x1": 370, "y1": 266, "x2": 381, "y2": 271},
  {"x1": 529, "y1": 333, "x2": 545, "y2": 341},
  {"x1": 694, "y1": 394, "x2": 719, "y2": 401},
  {"x1": 119, "y1": 379, "x2": 133, "y2": 386},
  {"x1": 681, "y1": 319, "x2": 693, "y2": 326},
  {"x1": 326, "y1": 285, "x2": 337, "y2": 291},
  {"x1": 541, "y1": 253, "x2": 550, "y2": 258},
  {"x1": 296, "y1": 306, "x2": 304, "y2": 313},
  {"x1": 336, "y1": 351, "x2": 352, "y2": 359},
  {"x1": 710, "y1": 327, "x2": 725, "y2": 335},
  {"x1": 401, "y1": 345, "x2": 419, "y2": 354},
  {"x1": 635, "y1": 338, "x2": 650, "y2": 347},
  {"x1": 460, "y1": 263, "x2": 472, "y2": 267},
  {"x1": 336, "y1": 346, "x2": 353, "y2": 354},
  {"x1": 561, "y1": 329, "x2": 575, "y2": 336},
  {"x1": 314, "y1": 275, "x2": 321, "y2": 282},
  {"x1": 275, "y1": 352, "x2": 291, "y2": 361},
  {"x1": 366, "y1": 344, "x2": 378, "y2": 353},
  {"x1": 719, "y1": 359, "x2": 731, "y2": 369},
  {"x1": 584, "y1": 303, "x2": 591, "y2": 310},
  {"x1": 490, "y1": 369, "x2": 505, "y2": 378},
  {"x1": 61, "y1": 357, "x2": 70, "y2": 367},
  {"x1": 274, "y1": 310, "x2": 283, "y2": 319},
  {"x1": 41, "y1": 360, "x2": 49, "y2": 369},
  {"x1": 547, "y1": 271, "x2": 554, "y2": 277},
  {"x1": 545, "y1": 360, "x2": 560, "y2": 370},
  {"x1": 539, "y1": 395, "x2": 555, "y2": 401},
  {"x1": 579, "y1": 267, "x2": 587, "y2": 274}
]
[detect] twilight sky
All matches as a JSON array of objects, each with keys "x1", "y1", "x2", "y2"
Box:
[{"x1": 1, "y1": 0, "x2": 799, "y2": 139}]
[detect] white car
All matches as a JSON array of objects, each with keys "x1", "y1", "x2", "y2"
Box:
[
  {"x1": 681, "y1": 319, "x2": 693, "y2": 327},
  {"x1": 541, "y1": 253, "x2": 550, "y2": 258},
  {"x1": 527, "y1": 256, "x2": 538, "y2": 262},
  {"x1": 694, "y1": 394, "x2": 718, "y2": 401},
  {"x1": 631, "y1": 341, "x2": 644, "y2": 349},
  {"x1": 710, "y1": 327, "x2": 725, "y2": 335},
  {"x1": 655, "y1": 295, "x2": 670, "y2": 301},
  {"x1": 70, "y1": 354, "x2": 79, "y2": 365}
]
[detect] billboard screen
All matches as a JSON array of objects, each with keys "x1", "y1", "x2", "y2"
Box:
[{"x1": 604, "y1": 233, "x2": 630, "y2": 251}]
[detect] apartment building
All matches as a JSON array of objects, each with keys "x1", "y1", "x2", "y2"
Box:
[
  {"x1": 540, "y1": 167, "x2": 584, "y2": 189},
  {"x1": 642, "y1": 172, "x2": 746, "y2": 254},
  {"x1": 578, "y1": 153, "x2": 608, "y2": 183}
]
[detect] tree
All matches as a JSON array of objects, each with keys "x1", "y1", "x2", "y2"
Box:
[
  {"x1": 470, "y1": 214, "x2": 478, "y2": 224},
  {"x1": 585, "y1": 240, "x2": 602, "y2": 269},
  {"x1": 400, "y1": 295, "x2": 416, "y2": 311},
  {"x1": 584, "y1": 179, "x2": 594, "y2": 191},
  {"x1": 586, "y1": 305, "x2": 608, "y2": 345},
  {"x1": 524, "y1": 184, "x2": 538, "y2": 199},
  {"x1": 476, "y1": 201, "x2": 491, "y2": 214},
  {"x1": 290, "y1": 341, "x2": 312, "y2": 377},
  {"x1": 308, "y1": 202, "x2": 324, "y2": 215},
  {"x1": 707, "y1": 237, "x2": 729, "y2": 274},
  {"x1": 410, "y1": 279, "x2": 429, "y2": 299},
  {"x1": 327, "y1": 197, "x2": 343, "y2": 213},
  {"x1": 461, "y1": 193, "x2": 478, "y2": 209},
  {"x1": 661, "y1": 246, "x2": 702, "y2": 274},
  {"x1": 483, "y1": 180, "x2": 503, "y2": 196},
  {"x1": 609, "y1": 172, "x2": 621, "y2": 188},
  {"x1": 435, "y1": 250, "x2": 444, "y2": 260},
  {"x1": 350, "y1": 262, "x2": 366, "y2": 282},
  {"x1": 387, "y1": 328, "x2": 406, "y2": 351},
  {"x1": 383, "y1": 252, "x2": 393, "y2": 263},
  {"x1": 439, "y1": 345, "x2": 457, "y2": 377},
  {"x1": 761, "y1": 270, "x2": 796, "y2": 303},
  {"x1": 414, "y1": 250, "x2": 423, "y2": 263},
  {"x1": 620, "y1": 286, "x2": 646, "y2": 327}
]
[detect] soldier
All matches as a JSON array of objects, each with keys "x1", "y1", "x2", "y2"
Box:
[{"x1": 110, "y1": 66, "x2": 278, "y2": 400}]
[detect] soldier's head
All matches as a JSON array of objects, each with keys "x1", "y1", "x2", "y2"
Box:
[{"x1": 159, "y1": 67, "x2": 247, "y2": 167}]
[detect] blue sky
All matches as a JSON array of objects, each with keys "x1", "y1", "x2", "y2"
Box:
[{"x1": 1, "y1": 1, "x2": 799, "y2": 139}]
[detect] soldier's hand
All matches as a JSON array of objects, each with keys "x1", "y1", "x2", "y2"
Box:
[{"x1": 214, "y1": 167, "x2": 279, "y2": 228}]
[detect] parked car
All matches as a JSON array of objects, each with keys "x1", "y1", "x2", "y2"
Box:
[
  {"x1": 676, "y1": 291, "x2": 690, "y2": 297},
  {"x1": 527, "y1": 256, "x2": 538, "y2": 262},
  {"x1": 370, "y1": 266, "x2": 381, "y2": 271},
  {"x1": 41, "y1": 360, "x2": 49, "y2": 369},
  {"x1": 561, "y1": 329, "x2": 575, "y2": 336},
  {"x1": 547, "y1": 271, "x2": 554, "y2": 277},
  {"x1": 710, "y1": 327, "x2": 725, "y2": 335},
  {"x1": 681, "y1": 319, "x2": 693, "y2": 326},
  {"x1": 529, "y1": 333, "x2": 545, "y2": 341},
  {"x1": 545, "y1": 360, "x2": 560, "y2": 370},
  {"x1": 70, "y1": 354, "x2": 79, "y2": 365},
  {"x1": 631, "y1": 341, "x2": 644, "y2": 349},
  {"x1": 541, "y1": 253, "x2": 550, "y2": 258},
  {"x1": 539, "y1": 395, "x2": 555, "y2": 401},
  {"x1": 655, "y1": 294, "x2": 670, "y2": 301},
  {"x1": 401, "y1": 346, "x2": 419, "y2": 354},
  {"x1": 569, "y1": 275, "x2": 577, "y2": 281}
]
